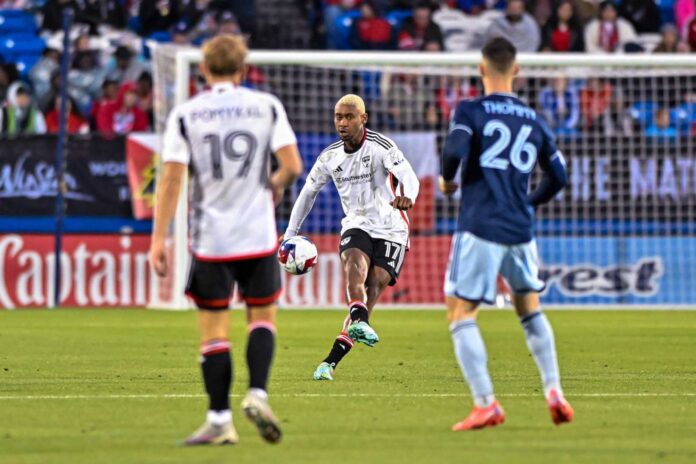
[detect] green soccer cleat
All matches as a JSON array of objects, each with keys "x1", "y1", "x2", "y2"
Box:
[
  {"x1": 313, "y1": 362, "x2": 334, "y2": 380},
  {"x1": 347, "y1": 321, "x2": 380, "y2": 347}
]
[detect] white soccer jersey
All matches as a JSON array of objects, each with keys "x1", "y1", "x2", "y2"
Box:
[
  {"x1": 285, "y1": 129, "x2": 419, "y2": 246},
  {"x1": 161, "y1": 82, "x2": 297, "y2": 260}
]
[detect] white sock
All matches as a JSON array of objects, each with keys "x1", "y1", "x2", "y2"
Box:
[
  {"x1": 248, "y1": 388, "x2": 268, "y2": 400},
  {"x1": 207, "y1": 409, "x2": 231, "y2": 426}
]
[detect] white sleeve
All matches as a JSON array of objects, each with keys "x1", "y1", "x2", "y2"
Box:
[
  {"x1": 161, "y1": 107, "x2": 190, "y2": 165},
  {"x1": 382, "y1": 147, "x2": 420, "y2": 202},
  {"x1": 269, "y1": 96, "x2": 297, "y2": 152},
  {"x1": 34, "y1": 111, "x2": 46, "y2": 134},
  {"x1": 285, "y1": 158, "x2": 331, "y2": 237}
]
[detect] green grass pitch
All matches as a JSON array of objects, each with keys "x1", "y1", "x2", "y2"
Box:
[{"x1": 1, "y1": 309, "x2": 695, "y2": 464}]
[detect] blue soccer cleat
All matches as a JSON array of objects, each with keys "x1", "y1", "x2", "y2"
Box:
[{"x1": 347, "y1": 321, "x2": 380, "y2": 347}]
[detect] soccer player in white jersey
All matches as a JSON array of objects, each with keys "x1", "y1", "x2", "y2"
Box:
[
  {"x1": 149, "y1": 35, "x2": 303, "y2": 445},
  {"x1": 284, "y1": 94, "x2": 420, "y2": 381},
  {"x1": 440, "y1": 38, "x2": 573, "y2": 431}
]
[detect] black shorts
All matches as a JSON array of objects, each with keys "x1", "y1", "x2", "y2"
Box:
[
  {"x1": 338, "y1": 228, "x2": 407, "y2": 286},
  {"x1": 185, "y1": 253, "x2": 281, "y2": 310}
]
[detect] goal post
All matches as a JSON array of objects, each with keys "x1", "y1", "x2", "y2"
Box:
[{"x1": 149, "y1": 44, "x2": 696, "y2": 309}]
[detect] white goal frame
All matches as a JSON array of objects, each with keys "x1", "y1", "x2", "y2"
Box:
[{"x1": 148, "y1": 45, "x2": 696, "y2": 310}]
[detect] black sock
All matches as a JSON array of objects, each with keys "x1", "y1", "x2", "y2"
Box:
[
  {"x1": 200, "y1": 340, "x2": 232, "y2": 411},
  {"x1": 247, "y1": 324, "x2": 276, "y2": 390},
  {"x1": 323, "y1": 332, "x2": 354, "y2": 368},
  {"x1": 349, "y1": 301, "x2": 369, "y2": 323}
]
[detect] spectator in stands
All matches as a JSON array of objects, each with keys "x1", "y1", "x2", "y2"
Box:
[
  {"x1": 675, "y1": 0, "x2": 695, "y2": 34},
  {"x1": 108, "y1": 46, "x2": 149, "y2": 85},
  {"x1": 74, "y1": 33, "x2": 92, "y2": 53},
  {"x1": 645, "y1": 107, "x2": 678, "y2": 137},
  {"x1": 683, "y1": 13, "x2": 696, "y2": 50},
  {"x1": 654, "y1": 23, "x2": 684, "y2": 52},
  {"x1": 90, "y1": 78, "x2": 119, "y2": 129},
  {"x1": 585, "y1": 1, "x2": 638, "y2": 53},
  {"x1": 139, "y1": 0, "x2": 181, "y2": 36},
  {"x1": 217, "y1": 10, "x2": 242, "y2": 36},
  {"x1": 580, "y1": 77, "x2": 615, "y2": 134},
  {"x1": 96, "y1": 82, "x2": 149, "y2": 136},
  {"x1": 44, "y1": 95, "x2": 89, "y2": 134},
  {"x1": 42, "y1": 0, "x2": 97, "y2": 34},
  {"x1": 0, "y1": 82, "x2": 47, "y2": 135},
  {"x1": 29, "y1": 48, "x2": 60, "y2": 107},
  {"x1": 456, "y1": 0, "x2": 505, "y2": 14},
  {"x1": 432, "y1": 0, "x2": 471, "y2": 51},
  {"x1": 171, "y1": 20, "x2": 192, "y2": 44},
  {"x1": 484, "y1": 0, "x2": 541, "y2": 52},
  {"x1": 538, "y1": 77, "x2": 581, "y2": 134},
  {"x1": 618, "y1": 0, "x2": 661, "y2": 34},
  {"x1": 228, "y1": 0, "x2": 257, "y2": 40},
  {"x1": 350, "y1": 1, "x2": 394, "y2": 50},
  {"x1": 398, "y1": 1, "x2": 445, "y2": 51},
  {"x1": 541, "y1": 0, "x2": 585, "y2": 52},
  {"x1": 386, "y1": 73, "x2": 439, "y2": 130},
  {"x1": 136, "y1": 71, "x2": 154, "y2": 127},
  {"x1": 324, "y1": 0, "x2": 361, "y2": 49},
  {"x1": 68, "y1": 51, "x2": 106, "y2": 113},
  {"x1": 435, "y1": 75, "x2": 478, "y2": 121}
]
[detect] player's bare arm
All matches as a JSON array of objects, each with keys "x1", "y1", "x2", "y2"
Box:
[{"x1": 149, "y1": 162, "x2": 187, "y2": 278}]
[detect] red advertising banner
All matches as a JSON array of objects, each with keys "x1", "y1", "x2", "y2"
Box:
[
  {"x1": 0, "y1": 233, "x2": 451, "y2": 309},
  {"x1": 0, "y1": 234, "x2": 151, "y2": 309}
]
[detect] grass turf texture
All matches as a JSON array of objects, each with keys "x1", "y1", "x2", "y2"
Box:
[{"x1": 1, "y1": 310, "x2": 695, "y2": 464}]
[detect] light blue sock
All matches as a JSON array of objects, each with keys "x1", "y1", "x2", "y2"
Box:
[
  {"x1": 520, "y1": 311, "x2": 561, "y2": 397},
  {"x1": 450, "y1": 320, "x2": 495, "y2": 408}
]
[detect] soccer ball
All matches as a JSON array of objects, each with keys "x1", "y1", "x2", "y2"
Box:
[{"x1": 278, "y1": 236, "x2": 318, "y2": 275}]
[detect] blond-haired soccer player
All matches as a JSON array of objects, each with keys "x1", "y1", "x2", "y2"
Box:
[
  {"x1": 149, "y1": 35, "x2": 302, "y2": 445},
  {"x1": 440, "y1": 37, "x2": 573, "y2": 431},
  {"x1": 284, "y1": 94, "x2": 419, "y2": 380}
]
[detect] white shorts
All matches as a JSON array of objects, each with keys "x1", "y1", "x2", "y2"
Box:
[{"x1": 444, "y1": 232, "x2": 545, "y2": 304}]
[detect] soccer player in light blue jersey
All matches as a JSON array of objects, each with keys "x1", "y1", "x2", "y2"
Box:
[{"x1": 439, "y1": 37, "x2": 574, "y2": 431}]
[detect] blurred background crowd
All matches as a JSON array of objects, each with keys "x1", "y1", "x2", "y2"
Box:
[{"x1": 0, "y1": 0, "x2": 694, "y2": 138}]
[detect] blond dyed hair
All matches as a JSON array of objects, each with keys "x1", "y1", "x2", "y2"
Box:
[
  {"x1": 202, "y1": 35, "x2": 248, "y2": 77},
  {"x1": 335, "y1": 94, "x2": 366, "y2": 114}
]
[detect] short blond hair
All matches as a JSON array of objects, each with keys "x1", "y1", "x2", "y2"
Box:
[
  {"x1": 202, "y1": 35, "x2": 248, "y2": 76},
  {"x1": 335, "y1": 94, "x2": 366, "y2": 114}
]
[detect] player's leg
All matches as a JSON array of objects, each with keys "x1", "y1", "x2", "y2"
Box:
[
  {"x1": 183, "y1": 259, "x2": 238, "y2": 445},
  {"x1": 444, "y1": 232, "x2": 505, "y2": 431},
  {"x1": 313, "y1": 230, "x2": 376, "y2": 380},
  {"x1": 235, "y1": 255, "x2": 283, "y2": 443},
  {"x1": 502, "y1": 241, "x2": 574, "y2": 425}
]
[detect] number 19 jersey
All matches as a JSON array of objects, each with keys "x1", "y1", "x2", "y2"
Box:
[{"x1": 161, "y1": 82, "x2": 297, "y2": 260}]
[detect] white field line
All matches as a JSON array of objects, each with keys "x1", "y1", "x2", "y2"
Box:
[{"x1": 0, "y1": 392, "x2": 695, "y2": 401}]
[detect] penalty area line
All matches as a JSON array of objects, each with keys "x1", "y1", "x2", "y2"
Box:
[{"x1": 0, "y1": 392, "x2": 695, "y2": 400}]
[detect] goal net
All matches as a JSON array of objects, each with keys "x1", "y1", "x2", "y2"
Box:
[{"x1": 150, "y1": 46, "x2": 696, "y2": 309}]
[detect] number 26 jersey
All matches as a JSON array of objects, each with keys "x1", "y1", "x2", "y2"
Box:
[{"x1": 161, "y1": 82, "x2": 297, "y2": 260}]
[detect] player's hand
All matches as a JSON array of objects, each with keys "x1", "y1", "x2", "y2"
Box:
[
  {"x1": 438, "y1": 176, "x2": 458, "y2": 195},
  {"x1": 278, "y1": 234, "x2": 284, "y2": 244},
  {"x1": 149, "y1": 239, "x2": 168, "y2": 278},
  {"x1": 272, "y1": 185, "x2": 285, "y2": 206},
  {"x1": 391, "y1": 196, "x2": 413, "y2": 210}
]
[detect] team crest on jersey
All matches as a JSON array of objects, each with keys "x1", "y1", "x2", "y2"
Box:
[
  {"x1": 340, "y1": 237, "x2": 351, "y2": 246},
  {"x1": 361, "y1": 155, "x2": 371, "y2": 168}
]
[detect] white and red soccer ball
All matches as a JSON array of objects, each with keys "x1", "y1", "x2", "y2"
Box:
[{"x1": 278, "y1": 236, "x2": 318, "y2": 275}]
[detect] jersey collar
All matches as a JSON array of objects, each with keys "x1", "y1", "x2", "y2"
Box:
[
  {"x1": 211, "y1": 82, "x2": 237, "y2": 93},
  {"x1": 344, "y1": 128, "x2": 367, "y2": 154}
]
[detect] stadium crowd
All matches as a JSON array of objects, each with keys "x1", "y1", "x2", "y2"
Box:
[{"x1": 0, "y1": 0, "x2": 695, "y2": 137}]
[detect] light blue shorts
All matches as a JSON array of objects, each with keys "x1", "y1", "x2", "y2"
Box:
[{"x1": 444, "y1": 232, "x2": 545, "y2": 304}]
